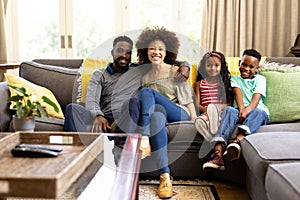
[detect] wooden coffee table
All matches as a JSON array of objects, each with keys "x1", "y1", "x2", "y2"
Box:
[{"x1": 0, "y1": 132, "x2": 142, "y2": 200}]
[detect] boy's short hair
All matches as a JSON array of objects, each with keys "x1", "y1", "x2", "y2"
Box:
[
  {"x1": 113, "y1": 35, "x2": 133, "y2": 47},
  {"x1": 243, "y1": 49, "x2": 262, "y2": 61}
]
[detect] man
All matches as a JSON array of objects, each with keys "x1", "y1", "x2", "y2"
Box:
[{"x1": 64, "y1": 35, "x2": 190, "y2": 133}]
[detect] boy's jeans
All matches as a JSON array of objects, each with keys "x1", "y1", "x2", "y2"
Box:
[{"x1": 212, "y1": 106, "x2": 269, "y2": 144}]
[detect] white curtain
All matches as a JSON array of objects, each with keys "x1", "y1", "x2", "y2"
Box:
[
  {"x1": 0, "y1": 0, "x2": 8, "y2": 61},
  {"x1": 200, "y1": 0, "x2": 300, "y2": 57}
]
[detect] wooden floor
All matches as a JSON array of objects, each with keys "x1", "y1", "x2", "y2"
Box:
[{"x1": 212, "y1": 179, "x2": 251, "y2": 200}]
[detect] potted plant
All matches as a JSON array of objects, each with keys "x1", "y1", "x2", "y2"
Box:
[{"x1": 7, "y1": 85, "x2": 59, "y2": 131}]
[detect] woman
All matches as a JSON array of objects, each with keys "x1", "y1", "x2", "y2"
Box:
[{"x1": 135, "y1": 26, "x2": 197, "y2": 199}]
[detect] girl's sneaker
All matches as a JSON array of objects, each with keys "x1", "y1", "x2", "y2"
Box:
[
  {"x1": 203, "y1": 150, "x2": 225, "y2": 171},
  {"x1": 207, "y1": 104, "x2": 220, "y2": 135},
  {"x1": 195, "y1": 116, "x2": 213, "y2": 141}
]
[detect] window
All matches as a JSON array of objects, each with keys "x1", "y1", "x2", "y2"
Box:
[
  {"x1": 8, "y1": 0, "x2": 204, "y2": 60},
  {"x1": 18, "y1": 0, "x2": 60, "y2": 59}
]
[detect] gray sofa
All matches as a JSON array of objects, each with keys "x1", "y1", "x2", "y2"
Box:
[{"x1": 1, "y1": 57, "x2": 300, "y2": 199}]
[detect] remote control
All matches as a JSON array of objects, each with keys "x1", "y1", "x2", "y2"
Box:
[
  {"x1": 11, "y1": 147, "x2": 59, "y2": 158},
  {"x1": 16, "y1": 144, "x2": 63, "y2": 152}
]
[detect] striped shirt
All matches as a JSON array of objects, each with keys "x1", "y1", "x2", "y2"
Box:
[{"x1": 200, "y1": 79, "x2": 224, "y2": 107}]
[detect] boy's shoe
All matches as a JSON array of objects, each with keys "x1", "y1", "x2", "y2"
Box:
[
  {"x1": 195, "y1": 117, "x2": 213, "y2": 141},
  {"x1": 207, "y1": 104, "x2": 220, "y2": 135},
  {"x1": 223, "y1": 138, "x2": 241, "y2": 161},
  {"x1": 203, "y1": 150, "x2": 225, "y2": 171},
  {"x1": 157, "y1": 173, "x2": 173, "y2": 199}
]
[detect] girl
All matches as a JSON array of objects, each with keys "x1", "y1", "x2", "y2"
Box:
[{"x1": 194, "y1": 51, "x2": 233, "y2": 141}]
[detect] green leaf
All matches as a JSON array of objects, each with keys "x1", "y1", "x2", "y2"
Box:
[
  {"x1": 42, "y1": 96, "x2": 59, "y2": 113},
  {"x1": 9, "y1": 85, "x2": 27, "y2": 96},
  {"x1": 7, "y1": 85, "x2": 59, "y2": 119},
  {"x1": 7, "y1": 95, "x2": 23, "y2": 102},
  {"x1": 36, "y1": 103, "x2": 48, "y2": 118}
]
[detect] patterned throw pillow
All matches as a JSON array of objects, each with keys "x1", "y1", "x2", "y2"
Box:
[{"x1": 4, "y1": 73, "x2": 64, "y2": 119}]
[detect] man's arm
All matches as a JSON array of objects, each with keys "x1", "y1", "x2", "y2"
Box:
[
  {"x1": 85, "y1": 69, "x2": 110, "y2": 132},
  {"x1": 85, "y1": 70, "x2": 104, "y2": 117},
  {"x1": 173, "y1": 60, "x2": 190, "y2": 81}
]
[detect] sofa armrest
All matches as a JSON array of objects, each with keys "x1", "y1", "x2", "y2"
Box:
[{"x1": 0, "y1": 82, "x2": 12, "y2": 131}]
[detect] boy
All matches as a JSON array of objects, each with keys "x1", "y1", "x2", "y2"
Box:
[{"x1": 203, "y1": 49, "x2": 269, "y2": 170}]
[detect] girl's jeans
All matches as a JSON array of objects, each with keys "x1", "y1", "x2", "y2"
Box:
[
  {"x1": 138, "y1": 87, "x2": 190, "y2": 174},
  {"x1": 212, "y1": 106, "x2": 269, "y2": 144}
]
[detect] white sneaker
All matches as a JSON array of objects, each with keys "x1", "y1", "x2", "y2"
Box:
[
  {"x1": 207, "y1": 104, "x2": 220, "y2": 135},
  {"x1": 195, "y1": 117, "x2": 213, "y2": 141}
]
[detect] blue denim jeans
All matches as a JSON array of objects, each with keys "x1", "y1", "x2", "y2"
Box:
[
  {"x1": 137, "y1": 87, "x2": 190, "y2": 174},
  {"x1": 138, "y1": 87, "x2": 190, "y2": 135},
  {"x1": 212, "y1": 106, "x2": 269, "y2": 144},
  {"x1": 115, "y1": 98, "x2": 140, "y2": 133},
  {"x1": 64, "y1": 103, "x2": 114, "y2": 132}
]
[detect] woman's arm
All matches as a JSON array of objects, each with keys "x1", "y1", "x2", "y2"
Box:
[{"x1": 186, "y1": 102, "x2": 197, "y2": 120}]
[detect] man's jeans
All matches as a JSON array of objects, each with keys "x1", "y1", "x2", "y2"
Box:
[
  {"x1": 212, "y1": 106, "x2": 269, "y2": 144},
  {"x1": 64, "y1": 103, "x2": 114, "y2": 132}
]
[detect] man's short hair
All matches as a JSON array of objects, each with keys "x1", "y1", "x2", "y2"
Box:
[{"x1": 113, "y1": 35, "x2": 133, "y2": 47}]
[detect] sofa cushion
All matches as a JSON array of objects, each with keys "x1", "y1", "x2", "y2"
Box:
[
  {"x1": 19, "y1": 61, "x2": 79, "y2": 112},
  {"x1": 8, "y1": 116, "x2": 64, "y2": 132},
  {"x1": 5, "y1": 73, "x2": 64, "y2": 119},
  {"x1": 265, "y1": 162, "x2": 300, "y2": 200},
  {"x1": 257, "y1": 122, "x2": 300, "y2": 132},
  {"x1": 241, "y1": 132, "x2": 300, "y2": 185},
  {"x1": 259, "y1": 62, "x2": 300, "y2": 123}
]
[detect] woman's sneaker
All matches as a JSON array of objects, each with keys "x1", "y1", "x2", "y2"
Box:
[
  {"x1": 195, "y1": 117, "x2": 213, "y2": 141},
  {"x1": 207, "y1": 104, "x2": 220, "y2": 135},
  {"x1": 223, "y1": 138, "x2": 241, "y2": 161},
  {"x1": 203, "y1": 150, "x2": 225, "y2": 171}
]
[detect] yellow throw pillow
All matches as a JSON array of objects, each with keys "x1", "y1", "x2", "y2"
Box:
[
  {"x1": 80, "y1": 58, "x2": 110, "y2": 103},
  {"x1": 225, "y1": 56, "x2": 266, "y2": 75},
  {"x1": 225, "y1": 57, "x2": 241, "y2": 75},
  {"x1": 4, "y1": 73, "x2": 64, "y2": 119}
]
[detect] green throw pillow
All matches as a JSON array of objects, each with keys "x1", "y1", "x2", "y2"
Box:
[{"x1": 259, "y1": 70, "x2": 300, "y2": 123}]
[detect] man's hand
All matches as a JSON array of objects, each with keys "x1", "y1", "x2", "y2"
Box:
[
  {"x1": 175, "y1": 65, "x2": 190, "y2": 82},
  {"x1": 92, "y1": 115, "x2": 111, "y2": 133}
]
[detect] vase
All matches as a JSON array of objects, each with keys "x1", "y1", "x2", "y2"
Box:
[{"x1": 12, "y1": 115, "x2": 35, "y2": 132}]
